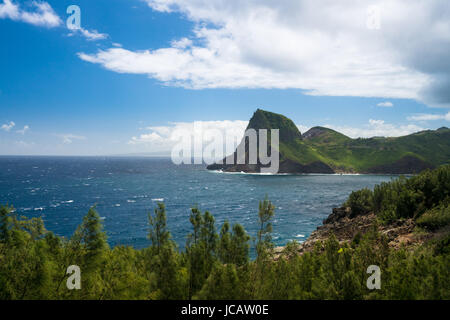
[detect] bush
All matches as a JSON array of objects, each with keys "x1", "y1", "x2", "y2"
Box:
[
  {"x1": 370, "y1": 165, "x2": 450, "y2": 223},
  {"x1": 345, "y1": 188, "x2": 373, "y2": 217},
  {"x1": 416, "y1": 204, "x2": 450, "y2": 231}
]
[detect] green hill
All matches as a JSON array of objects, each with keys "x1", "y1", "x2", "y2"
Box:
[{"x1": 207, "y1": 109, "x2": 450, "y2": 174}]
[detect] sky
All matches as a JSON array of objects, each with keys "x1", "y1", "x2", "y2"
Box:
[{"x1": 0, "y1": 0, "x2": 449, "y2": 156}]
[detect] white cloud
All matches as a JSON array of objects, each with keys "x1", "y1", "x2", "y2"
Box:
[
  {"x1": 0, "y1": 0, "x2": 18, "y2": 19},
  {"x1": 377, "y1": 101, "x2": 394, "y2": 107},
  {"x1": 16, "y1": 125, "x2": 30, "y2": 135},
  {"x1": 171, "y1": 37, "x2": 192, "y2": 49},
  {"x1": 79, "y1": 0, "x2": 450, "y2": 107},
  {"x1": 324, "y1": 119, "x2": 426, "y2": 138},
  {"x1": 0, "y1": 0, "x2": 61, "y2": 27},
  {"x1": 129, "y1": 132, "x2": 164, "y2": 144},
  {"x1": 1, "y1": 121, "x2": 15, "y2": 132},
  {"x1": 59, "y1": 134, "x2": 86, "y2": 144},
  {"x1": 296, "y1": 124, "x2": 311, "y2": 135},
  {"x1": 129, "y1": 120, "x2": 248, "y2": 156},
  {"x1": 69, "y1": 27, "x2": 108, "y2": 41},
  {"x1": 407, "y1": 111, "x2": 450, "y2": 121}
]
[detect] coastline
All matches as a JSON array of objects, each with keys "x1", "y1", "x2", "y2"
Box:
[
  {"x1": 208, "y1": 169, "x2": 407, "y2": 176},
  {"x1": 274, "y1": 206, "x2": 426, "y2": 259}
]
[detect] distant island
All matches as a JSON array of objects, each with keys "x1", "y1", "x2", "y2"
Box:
[{"x1": 207, "y1": 109, "x2": 450, "y2": 174}]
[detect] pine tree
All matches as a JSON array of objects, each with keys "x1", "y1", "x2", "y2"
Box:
[
  {"x1": 148, "y1": 202, "x2": 170, "y2": 255},
  {"x1": 256, "y1": 196, "x2": 275, "y2": 258}
]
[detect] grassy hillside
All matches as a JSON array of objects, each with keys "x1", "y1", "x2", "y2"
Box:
[{"x1": 308, "y1": 127, "x2": 450, "y2": 172}]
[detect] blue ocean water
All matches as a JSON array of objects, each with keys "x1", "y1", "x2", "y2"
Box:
[{"x1": 0, "y1": 156, "x2": 396, "y2": 250}]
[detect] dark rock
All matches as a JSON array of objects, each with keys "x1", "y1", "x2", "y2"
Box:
[{"x1": 323, "y1": 207, "x2": 351, "y2": 224}]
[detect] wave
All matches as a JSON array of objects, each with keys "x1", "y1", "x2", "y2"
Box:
[
  {"x1": 210, "y1": 170, "x2": 369, "y2": 176},
  {"x1": 210, "y1": 170, "x2": 292, "y2": 176}
]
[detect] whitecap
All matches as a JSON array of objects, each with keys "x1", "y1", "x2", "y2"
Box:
[
  {"x1": 151, "y1": 198, "x2": 164, "y2": 202},
  {"x1": 295, "y1": 234, "x2": 305, "y2": 238},
  {"x1": 127, "y1": 200, "x2": 136, "y2": 203}
]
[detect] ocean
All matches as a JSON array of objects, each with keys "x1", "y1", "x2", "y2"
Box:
[{"x1": 0, "y1": 156, "x2": 396, "y2": 250}]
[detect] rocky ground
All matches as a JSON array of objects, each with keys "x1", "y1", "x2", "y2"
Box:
[{"x1": 275, "y1": 206, "x2": 430, "y2": 258}]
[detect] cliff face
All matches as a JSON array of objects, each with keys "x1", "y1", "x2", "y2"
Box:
[{"x1": 206, "y1": 109, "x2": 450, "y2": 174}]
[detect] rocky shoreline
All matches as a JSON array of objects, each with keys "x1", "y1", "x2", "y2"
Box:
[{"x1": 275, "y1": 206, "x2": 427, "y2": 258}]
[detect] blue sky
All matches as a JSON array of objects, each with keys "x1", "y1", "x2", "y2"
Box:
[{"x1": 1, "y1": 0, "x2": 449, "y2": 155}]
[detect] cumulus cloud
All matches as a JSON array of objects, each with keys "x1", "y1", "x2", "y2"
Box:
[
  {"x1": 0, "y1": 0, "x2": 18, "y2": 19},
  {"x1": 0, "y1": 0, "x2": 61, "y2": 27},
  {"x1": 1, "y1": 121, "x2": 15, "y2": 132},
  {"x1": 78, "y1": 0, "x2": 450, "y2": 107},
  {"x1": 129, "y1": 120, "x2": 248, "y2": 157},
  {"x1": 407, "y1": 111, "x2": 450, "y2": 122},
  {"x1": 69, "y1": 27, "x2": 108, "y2": 41},
  {"x1": 377, "y1": 101, "x2": 393, "y2": 107},
  {"x1": 16, "y1": 125, "x2": 30, "y2": 135},
  {"x1": 59, "y1": 134, "x2": 86, "y2": 144},
  {"x1": 324, "y1": 119, "x2": 426, "y2": 138},
  {"x1": 296, "y1": 124, "x2": 311, "y2": 135}
]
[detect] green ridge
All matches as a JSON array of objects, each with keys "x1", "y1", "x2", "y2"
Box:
[{"x1": 208, "y1": 109, "x2": 450, "y2": 173}]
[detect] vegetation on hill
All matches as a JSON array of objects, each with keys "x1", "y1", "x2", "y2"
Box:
[
  {"x1": 0, "y1": 166, "x2": 449, "y2": 299},
  {"x1": 207, "y1": 109, "x2": 450, "y2": 174}
]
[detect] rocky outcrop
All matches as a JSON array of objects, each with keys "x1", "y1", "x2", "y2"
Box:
[
  {"x1": 275, "y1": 206, "x2": 422, "y2": 258},
  {"x1": 208, "y1": 159, "x2": 335, "y2": 174}
]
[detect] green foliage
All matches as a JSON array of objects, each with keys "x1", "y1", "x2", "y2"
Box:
[
  {"x1": 148, "y1": 202, "x2": 171, "y2": 254},
  {"x1": 218, "y1": 221, "x2": 250, "y2": 266},
  {"x1": 345, "y1": 188, "x2": 374, "y2": 216},
  {"x1": 371, "y1": 165, "x2": 450, "y2": 223},
  {"x1": 195, "y1": 264, "x2": 243, "y2": 300},
  {"x1": 186, "y1": 207, "x2": 219, "y2": 299},
  {"x1": 416, "y1": 203, "x2": 450, "y2": 231},
  {"x1": 256, "y1": 196, "x2": 275, "y2": 258}
]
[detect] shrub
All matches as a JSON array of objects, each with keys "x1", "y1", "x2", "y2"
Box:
[
  {"x1": 416, "y1": 204, "x2": 450, "y2": 231},
  {"x1": 345, "y1": 188, "x2": 373, "y2": 217}
]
